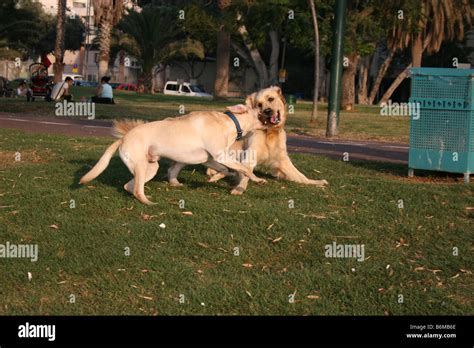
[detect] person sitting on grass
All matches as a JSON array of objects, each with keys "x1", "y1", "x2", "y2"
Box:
[
  {"x1": 48, "y1": 76, "x2": 74, "y2": 102},
  {"x1": 16, "y1": 81, "x2": 34, "y2": 102},
  {"x1": 91, "y1": 76, "x2": 115, "y2": 104}
]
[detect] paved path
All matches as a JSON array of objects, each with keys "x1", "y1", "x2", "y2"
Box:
[{"x1": 0, "y1": 112, "x2": 408, "y2": 164}]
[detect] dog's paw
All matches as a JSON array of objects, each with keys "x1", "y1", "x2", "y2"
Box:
[
  {"x1": 169, "y1": 181, "x2": 183, "y2": 187},
  {"x1": 231, "y1": 187, "x2": 245, "y2": 195},
  {"x1": 206, "y1": 168, "x2": 218, "y2": 176},
  {"x1": 208, "y1": 173, "x2": 226, "y2": 183},
  {"x1": 255, "y1": 178, "x2": 267, "y2": 185},
  {"x1": 309, "y1": 179, "x2": 328, "y2": 187}
]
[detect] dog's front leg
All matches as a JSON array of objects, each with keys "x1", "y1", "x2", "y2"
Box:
[
  {"x1": 214, "y1": 159, "x2": 265, "y2": 185},
  {"x1": 274, "y1": 154, "x2": 328, "y2": 187},
  {"x1": 168, "y1": 161, "x2": 186, "y2": 186}
]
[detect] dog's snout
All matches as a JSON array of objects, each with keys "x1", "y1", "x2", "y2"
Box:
[{"x1": 263, "y1": 108, "x2": 272, "y2": 115}]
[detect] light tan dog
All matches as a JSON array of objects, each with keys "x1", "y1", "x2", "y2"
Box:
[
  {"x1": 79, "y1": 99, "x2": 268, "y2": 204},
  {"x1": 168, "y1": 86, "x2": 328, "y2": 194}
]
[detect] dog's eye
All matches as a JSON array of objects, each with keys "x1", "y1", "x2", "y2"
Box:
[
  {"x1": 258, "y1": 103, "x2": 263, "y2": 108},
  {"x1": 268, "y1": 97, "x2": 274, "y2": 102}
]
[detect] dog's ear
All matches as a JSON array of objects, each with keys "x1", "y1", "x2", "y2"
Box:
[
  {"x1": 272, "y1": 86, "x2": 282, "y2": 95},
  {"x1": 245, "y1": 92, "x2": 256, "y2": 108},
  {"x1": 226, "y1": 104, "x2": 248, "y2": 114}
]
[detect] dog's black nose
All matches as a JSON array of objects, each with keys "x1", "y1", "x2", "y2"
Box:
[{"x1": 263, "y1": 108, "x2": 272, "y2": 115}]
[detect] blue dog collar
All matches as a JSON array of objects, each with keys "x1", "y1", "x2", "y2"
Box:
[{"x1": 224, "y1": 111, "x2": 243, "y2": 141}]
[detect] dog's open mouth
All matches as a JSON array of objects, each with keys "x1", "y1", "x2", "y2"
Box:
[{"x1": 260, "y1": 110, "x2": 281, "y2": 126}]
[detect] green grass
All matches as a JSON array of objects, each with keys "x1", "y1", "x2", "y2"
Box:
[
  {"x1": 0, "y1": 128, "x2": 472, "y2": 315},
  {"x1": 0, "y1": 87, "x2": 410, "y2": 143}
]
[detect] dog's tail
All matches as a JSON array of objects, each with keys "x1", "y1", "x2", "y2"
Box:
[
  {"x1": 112, "y1": 119, "x2": 145, "y2": 138},
  {"x1": 79, "y1": 119, "x2": 145, "y2": 184}
]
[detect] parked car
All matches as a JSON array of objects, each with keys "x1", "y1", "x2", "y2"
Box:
[
  {"x1": 163, "y1": 81, "x2": 212, "y2": 98},
  {"x1": 116, "y1": 83, "x2": 137, "y2": 91},
  {"x1": 75, "y1": 81, "x2": 98, "y2": 88},
  {"x1": 109, "y1": 82, "x2": 121, "y2": 89}
]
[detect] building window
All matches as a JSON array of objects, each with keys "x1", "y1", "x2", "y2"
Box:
[{"x1": 73, "y1": 2, "x2": 86, "y2": 8}]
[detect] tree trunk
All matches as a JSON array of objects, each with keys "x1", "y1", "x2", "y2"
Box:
[
  {"x1": 268, "y1": 30, "x2": 279, "y2": 86},
  {"x1": 368, "y1": 48, "x2": 395, "y2": 105},
  {"x1": 411, "y1": 33, "x2": 423, "y2": 68},
  {"x1": 309, "y1": 0, "x2": 319, "y2": 122},
  {"x1": 214, "y1": 29, "x2": 230, "y2": 98},
  {"x1": 237, "y1": 14, "x2": 268, "y2": 88},
  {"x1": 98, "y1": 16, "x2": 112, "y2": 79},
  {"x1": 53, "y1": 0, "x2": 66, "y2": 83},
  {"x1": 118, "y1": 50, "x2": 125, "y2": 82},
  {"x1": 341, "y1": 53, "x2": 360, "y2": 111},
  {"x1": 379, "y1": 64, "x2": 412, "y2": 104},
  {"x1": 357, "y1": 56, "x2": 370, "y2": 105}
]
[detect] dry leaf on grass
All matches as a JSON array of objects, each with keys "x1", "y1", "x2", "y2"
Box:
[
  {"x1": 242, "y1": 263, "x2": 253, "y2": 268},
  {"x1": 271, "y1": 236, "x2": 283, "y2": 244},
  {"x1": 306, "y1": 295, "x2": 320, "y2": 300},
  {"x1": 49, "y1": 224, "x2": 59, "y2": 230},
  {"x1": 182, "y1": 211, "x2": 193, "y2": 216},
  {"x1": 138, "y1": 295, "x2": 153, "y2": 301}
]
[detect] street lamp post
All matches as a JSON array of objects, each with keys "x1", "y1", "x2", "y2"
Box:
[{"x1": 326, "y1": 0, "x2": 347, "y2": 137}]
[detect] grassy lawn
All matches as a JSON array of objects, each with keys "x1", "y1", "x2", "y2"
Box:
[
  {"x1": 0, "y1": 86, "x2": 410, "y2": 143},
  {"x1": 0, "y1": 128, "x2": 472, "y2": 315}
]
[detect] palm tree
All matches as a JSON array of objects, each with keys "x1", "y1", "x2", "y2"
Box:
[
  {"x1": 92, "y1": 0, "x2": 125, "y2": 79},
  {"x1": 214, "y1": 0, "x2": 232, "y2": 98},
  {"x1": 118, "y1": 8, "x2": 204, "y2": 93},
  {"x1": 53, "y1": 0, "x2": 66, "y2": 83},
  {"x1": 380, "y1": 0, "x2": 472, "y2": 104},
  {"x1": 309, "y1": 0, "x2": 320, "y2": 122}
]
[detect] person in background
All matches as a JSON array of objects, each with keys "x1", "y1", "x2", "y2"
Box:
[
  {"x1": 91, "y1": 76, "x2": 115, "y2": 104},
  {"x1": 48, "y1": 76, "x2": 74, "y2": 102},
  {"x1": 16, "y1": 81, "x2": 34, "y2": 101}
]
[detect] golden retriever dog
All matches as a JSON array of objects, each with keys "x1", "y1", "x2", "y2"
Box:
[
  {"x1": 79, "y1": 99, "x2": 268, "y2": 205},
  {"x1": 168, "y1": 86, "x2": 328, "y2": 194}
]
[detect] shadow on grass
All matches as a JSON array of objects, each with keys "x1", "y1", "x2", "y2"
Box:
[
  {"x1": 68, "y1": 157, "x2": 253, "y2": 194},
  {"x1": 347, "y1": 160, "x2": 464, "y2": 182}
]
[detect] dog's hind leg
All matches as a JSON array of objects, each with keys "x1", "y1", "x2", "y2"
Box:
[
  {"x1": 124, "y1": 161, "x2": 159, "y2": 194},
  {"x1": 133, "y1": 160, "x2": 156, "y2": 205},
  {"x1": 167, "y1": 161, "x2": 186, "y2": 187}
]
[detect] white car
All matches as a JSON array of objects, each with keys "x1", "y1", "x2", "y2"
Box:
[{"x1": 164, "y1": 81, "x2": 212, "y2": 98}]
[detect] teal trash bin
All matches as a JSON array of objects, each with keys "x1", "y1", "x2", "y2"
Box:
[{"x1": 408, "y1": 68, "x2": 474, "y2": 183}]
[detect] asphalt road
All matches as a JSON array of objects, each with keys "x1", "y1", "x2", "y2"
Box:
[{"x1": 0, "y1": 112, "x2": 408, "y2": 164}]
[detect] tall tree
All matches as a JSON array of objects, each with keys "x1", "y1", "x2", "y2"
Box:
[
  {"x1": 118, "y1": 7, "x2": 204, "y2": 93},
  {"x1": 92, "y1": 0, "x2": 125, "y2": 79},
  {"x1": 214, "y1": 0, "x2": 232, "y2": 98},
  {"x1": 380, "y1": 0, "x2": 472, "y2": 104},
  {"x1": 53, "y1": 0, "x2": 66, "y2": 83},
  {"x1": 308, "y1": 0, "x2": 320, "y2": 122}
]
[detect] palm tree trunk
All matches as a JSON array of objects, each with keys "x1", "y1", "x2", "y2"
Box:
[
  {"x1": 98, "y1": 16, "x2": 112, "y2": 79},
  {"x1": 341, "y1": 53, "x2": 360, "y2": 111},
  {"x1": 268, "y1": 30, "x2": 279, "y2": 86},
  {"x1": 309, "y1": 0, "x2": 319, "y2": 122},
  {"x1": 368, "y1": 48, "x2": 395, "y2": 105},
  {"x1": 118, "y1": 50, "x2": 125, "y2": 82},
  {"x1": 411, "y1": 33, "x2": 423, "y2": 67},
  {"x1": 214, "y1": 29, "x2": 230, "y2": 98},
  {"x1": 357, "y1": 56, "x2": 370, "y2": 105},
  {"x1": 379, "y1": 64, "x2": 412, "y2": 105},
  {"x1": 53, "y1": 0, "x2": 67, "y2": 83}
]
